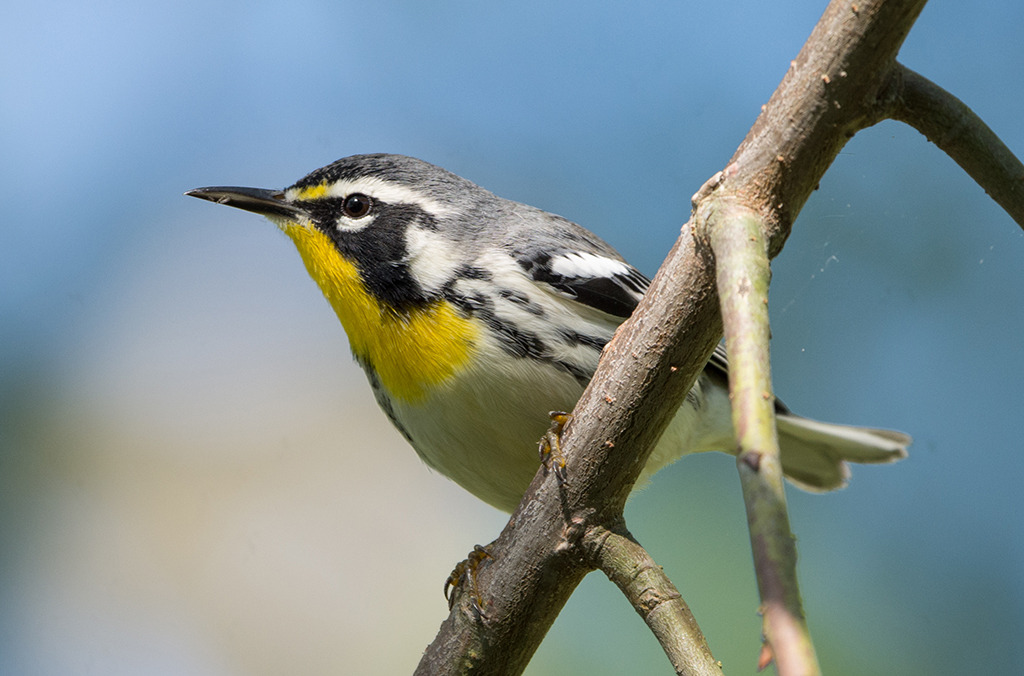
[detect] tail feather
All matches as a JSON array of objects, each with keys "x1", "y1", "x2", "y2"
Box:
[{"x1": 776, "y1": 414, "x2": 910, "y2": 492}]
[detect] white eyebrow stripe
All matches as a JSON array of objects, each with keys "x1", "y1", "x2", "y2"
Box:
[
  {"x1": 549, "y1": 251, "x2": 631, "y2": 279},
  {"x1": 286, "y1": 177, "x2": 452, "y2": 217}
]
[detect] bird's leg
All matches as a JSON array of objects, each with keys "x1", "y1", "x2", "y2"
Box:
[
  {"x1": 538, "y1": 411, "x2": 572, "y2": 484},
  {"x1": 444, "y1": 543, "x2": 493, "y2": 618}
]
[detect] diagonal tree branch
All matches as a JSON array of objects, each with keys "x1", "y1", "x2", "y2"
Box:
[
  {"x1": 721, "y1": 0, "x2": 930, "y2": 252},
  {"x1": 890, "y1": 63, "x2": 1024, "y2": 230},
  {"x1": 416, "y1": 220, "x2": 724, "y2": 676}
]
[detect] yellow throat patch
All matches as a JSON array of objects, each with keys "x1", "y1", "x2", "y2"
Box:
[{"x1": 281, "y1": 222, "x2": 478, "y2": 402}]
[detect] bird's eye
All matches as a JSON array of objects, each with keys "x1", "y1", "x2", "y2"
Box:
[{"x1": 342, "y1": 193, "x2": 372, "y2": 218}]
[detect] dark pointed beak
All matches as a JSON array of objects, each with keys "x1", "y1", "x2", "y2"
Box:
[{"x1": 185, "y1": 186, "x2": 307, "y2": 220}]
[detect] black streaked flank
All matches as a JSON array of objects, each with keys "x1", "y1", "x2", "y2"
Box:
[
  {"x1": 444, "y1": 291, "x2": 547, "y2": 360},
  {"x1": 559, "y1": 330, "x2": 608, "y2": 351},
  {"x1": 453, "y1": 265, "x2": 492, "y2": 281},
  {"x1": 499, "y1": 289, "x2": 546, "y2": 316},
  {"x1": 442, "y1": 288, "x2": 486, "y2": 315},
  {"x1": 553, "y1": 359, "x2": 593, "y2": 387},
  {"x1": 441, "y1": 285, "x2": 596, "y2": 387}
]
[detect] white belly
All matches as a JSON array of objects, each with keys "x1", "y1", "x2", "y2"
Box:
[
  {"x1": 381, "y1": 349, "x2": 733, "y2": 513},
  {"x1": 389, "y1": 348, "x2": 586, "y2": 511}
]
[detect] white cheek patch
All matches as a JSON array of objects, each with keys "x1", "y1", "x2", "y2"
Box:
[
  {"x1": 549, "y1": 251, "x2": 630, "y2": 280},
  {"x1": 405, "y1": 227, "x2": 462, "y2": 293}
]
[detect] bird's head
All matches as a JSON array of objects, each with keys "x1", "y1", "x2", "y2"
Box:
[
  {"x1": 187, "y1": 154, "x2": 485, "y2": 402},
  {"x1": 187, "y1": 154, "x2": 493, "y2": 310}
]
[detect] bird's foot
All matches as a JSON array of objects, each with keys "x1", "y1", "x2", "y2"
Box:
[
  {"x1": 444, "y1": 543, "x2": 493, "y2": 618},
  {"x1": 538, "y1": 411, "x2": 572, "y2": 484}
]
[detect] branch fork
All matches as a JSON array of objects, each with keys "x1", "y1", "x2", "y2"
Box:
[{"x1": 416, "y1": 1, "x2": 1023, "y2": 673}]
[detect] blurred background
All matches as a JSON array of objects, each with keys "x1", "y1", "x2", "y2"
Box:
[{"x1": 2, "y1": 0, "x2": 1022, "y2": 674}]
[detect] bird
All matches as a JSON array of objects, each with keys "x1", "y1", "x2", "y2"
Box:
[{"x1": 187, "y1": 153, "x2": 909, "y2": 513}]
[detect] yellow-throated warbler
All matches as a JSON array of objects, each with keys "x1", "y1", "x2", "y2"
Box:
[{"x1": 187, "y1": 154, "x2": 909, "y2": 512}]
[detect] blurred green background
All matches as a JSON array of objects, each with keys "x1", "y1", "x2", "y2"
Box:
[{"x1": 2, "y1": 1, "x2": 1022, "y2": 674}]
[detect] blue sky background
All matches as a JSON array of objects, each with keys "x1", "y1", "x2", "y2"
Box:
[{"x1": 2, "y1": 1, "x2": 1022, "y2": 674}]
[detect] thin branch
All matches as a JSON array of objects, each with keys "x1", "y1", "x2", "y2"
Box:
[
  {"x1": 698, "y1": 1, "x2": 927, "y2": 670},
  {"x1": 586, "y1": 525, "x2": 723, "y2": 676},
  {"x1": 706, "y1": 203, "x2": 818, "y2": 675},
  {"x1": 890, "y1": 63, "x2": 1024, "y2": 231}
]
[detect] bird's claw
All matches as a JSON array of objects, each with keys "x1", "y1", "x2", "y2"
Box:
[
  {"x1": 538, "y1": 411, "x2": 571, "y2": 484},
  {"x1": 444, "y1": 544, "x2": 493, "y2": 616}
]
